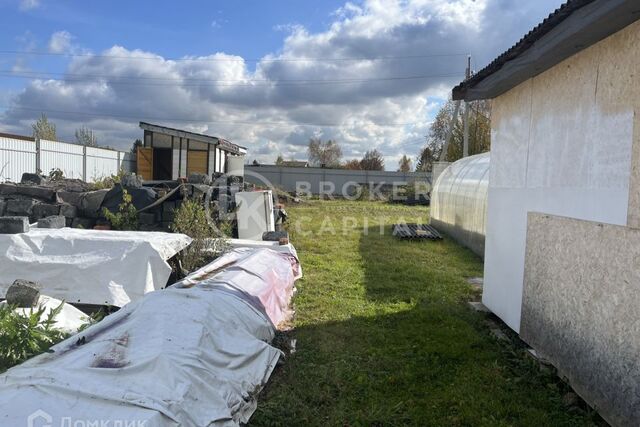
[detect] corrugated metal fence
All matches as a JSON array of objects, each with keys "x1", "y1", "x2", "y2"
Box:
[
  {"x1": 245, "y1": 165, "x2": 431, "y2": 195},
  {"x1": 0, "y1": 136, "x2": 135, "y2": 182}
]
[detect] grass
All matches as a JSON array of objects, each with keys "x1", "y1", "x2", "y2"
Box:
[{"x1": 251, "y1": 200, "x2": 600, "y2": 426}]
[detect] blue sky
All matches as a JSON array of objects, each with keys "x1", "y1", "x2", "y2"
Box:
[{"x1": 0, "y1": 0, "x2": 562, "y2": 167}]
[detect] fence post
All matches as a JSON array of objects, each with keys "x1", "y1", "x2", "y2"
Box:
[
  {"x1": 82, "y1": 145, "x2": 87, "y2": 181},
  {"x1": 35, "y1": 137, "x2": 41, "y2": 174},
  {"x1": 117, "y1": 151, "x2": 121, "y2": 172}
]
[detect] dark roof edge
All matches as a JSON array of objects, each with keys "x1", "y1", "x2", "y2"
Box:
[
  {"x1": 139, "y1": 122, "x2": 247, "y2": 154},
  {"x1": 0, "y1": 132, "x2": 35, "y2": 142},
  {"x1": 453, "y1": 0, "x2": 640, "y2": 101}
]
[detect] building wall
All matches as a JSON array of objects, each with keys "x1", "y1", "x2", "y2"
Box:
[{"x1": 484, "y1": 19, "x2": 640, "y2": 332}]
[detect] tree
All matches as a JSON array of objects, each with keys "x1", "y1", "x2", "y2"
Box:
[
  {"x1": 31, "y1": 113, "x2": 56, "y2": 140},
  {"x1": 275, "y1": 154, "x2": 284, "y2": 166},
  {"x1": 308, "y1": 138, "x2": 342, "y2": 168},
  {"x1": 131, "y1": 139, "x2": 143, "y2": 154},
  {"x1": 360, "y1": 149, "x2": 385, "y2": 171},
  {"x1": 416, "y1": 99, "x2": 491, "y2": 171},
  {"x1": 75, "y1": 126, "x2": 98, "y2": 147},
  {"x1": 343, "y1": 159, "x2": 361, "y2": 170},
  {"x1": 398, "y1": 155, "x2": 412, "y2": 172}
]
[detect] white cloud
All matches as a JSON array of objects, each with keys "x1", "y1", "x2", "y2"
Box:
[
  {"x1": 48, "y1": 31, "x2": 74, "y2": 53},
  {"x1": 3, "y1": 0, "x2": 562, "y2": 166},
  {"x1": 19, "y1": 0, "x2": 39, "y2": 11}
]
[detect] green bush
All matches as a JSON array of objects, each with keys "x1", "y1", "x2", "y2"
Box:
[
  {"x1": 103, "y1": 189, "x2": 138, "y2": 230},
  {"x1": 0, "y1": 303, "x2": 68, "y2": 372}
]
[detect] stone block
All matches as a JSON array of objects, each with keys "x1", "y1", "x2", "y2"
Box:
[
  {"x1": 0, "y1": 200, "x2": 5, "y2": 216},
  {"x1": 20, "y1": 173, "x2": 46, "y2": 186},
  {"x1": 71, "y1": 217, "x2": 96, "y2": 229},
  {"x1": 56, "y1": 191, "x2": 83, "y2": 207},
  {"x1": 32, "y1": 203, "x2": 61, "y2": 219},
  {"x1": 138, "y1": 212, "x2": 157, "y2": 225},
  {"x1": 0, "y1": 216, "x2": 29, "y2": 234},
  {"x1": 15, "y1": 185, "x2": 55, "y2": 202},
  {"x1": 120, "y1": 173, "x2": 143, "y2": 189},
  {"x1": 0, "y1": 183, "x2": 16, "y2": 196},
  {"x1": 79, "y1": 189, "x2": 109, "y2": 217},
  {"x1": 37, "y1": 215, "x2": 66, "y2": 229},
  {"x1": 188, "y1": 172, "x2": 211, "y2": 185},
  {"x1": 59, "y1": 203, "x2": 77, "y2": 218},
  {"x1": 6, "y1": 199, "x2": 37, "y2": 216},
  {"x1": 5, "y1": 279, "x2": 41, "y2": 307}
]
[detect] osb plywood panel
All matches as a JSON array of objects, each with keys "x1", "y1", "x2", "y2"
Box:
[
  {"x1": 521, "y1": 212, "x2": 640, "y2": 427},
  {"x1": 187, "y1": 150, "x2": 207, "y2": 175},
  {"x1": 137, "y1": 147, "x2": 152, "y2": 181}
]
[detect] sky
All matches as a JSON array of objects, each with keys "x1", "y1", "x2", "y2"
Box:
[{"x1": 0, "y1": 0, "x2": 563, "y2": 168}]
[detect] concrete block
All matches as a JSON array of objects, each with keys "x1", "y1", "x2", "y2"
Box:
[
  {"x1": 0, "y1": 200, "x2": 5, "y2": 216},
  {"x1": 79, "y1": 189, "x2": 109, "y2": 218},
  {"x1": 5, "y1": 279, "x2": 41, "y2": 307},
  {"x1": 15, "y1": 185, "x2": 55, "y2": 202},
  {"x1": 6, "y1": 199, "x2": 37, "y2": 216},
  {"x1": 59, "y1": 203, "x2": 77, "y2": 218},
  {"x1": 32, "y1": 203, "x2": 61, "y2": 219},
  {"x1": 20, "y1": 173, "x2": 46, "y2": 185},
  {"x1": 0, "y1": 216, "x2": 29, "y2": 234},
  {"x1": 56, "y1": 191, "x2": 83, "y2": 207},
  {"x1": 71, "y1": 217, "x2": 96, "y2": 229},
  {"x1": 188, "y1": 172, "x2": 211, "y2": 185},
  {"x1": 120, "y1": 173, "x2": 143, "y2": 189},
  {"x1": 0, "y1": 183, "x2": 17, "y2": 196},
  {"x1": 37, "y1": 215, "x2": 66, "y2": 229},
  {"x1": 138, "y1": 212, "x2": 157, "y2": 225}
]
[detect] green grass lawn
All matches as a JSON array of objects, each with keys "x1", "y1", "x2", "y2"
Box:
[{"x1": 251, "y1": 200, "x2": 599, "y2": 426}]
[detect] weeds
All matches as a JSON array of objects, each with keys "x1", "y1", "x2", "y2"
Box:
[
  {"x1": 0, "y1": 302, "x2": 68, "y2": 372},
  {"x1": 171, "y1": 199, "x2": 228, "y2": 274},
  {"x1": 103, "y1": 189, "x2": 138, "y2": 230}
]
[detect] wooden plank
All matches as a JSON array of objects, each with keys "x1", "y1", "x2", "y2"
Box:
[
  {"x1": 137, "y1": 147, "x2": 153, "y2": 180},
  {"x1": 187, "y1": 150, "x2": 207, "y2": 175}
]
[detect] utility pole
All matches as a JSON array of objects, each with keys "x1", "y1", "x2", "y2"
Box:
[{"x1": 462, "y1": 55, "x2": 471, "y2": 158}]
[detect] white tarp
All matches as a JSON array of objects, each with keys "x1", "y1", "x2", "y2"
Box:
[
  {"x1": 0, "y1": 247, "x2": 301, "y2": 426},
  {"x1": 0, "y1": 228, "x2": 192, "y2": 307}
]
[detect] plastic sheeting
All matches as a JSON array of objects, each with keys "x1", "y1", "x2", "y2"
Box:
[
  {"x1": 0, "y1": 247, "x2": 301, "y2": 426},
  {"x1": 0, "y1": 228, "x2": 192, "y2": 307},
  {"x1": 430, "y1": 152, "x2": 489, "y2": 258}
]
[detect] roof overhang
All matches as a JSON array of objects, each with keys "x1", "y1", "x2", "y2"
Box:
[
  {"x1": 139, "y1": 122, "x2": 247, "y2": 155},
  {"x1": 453, "y1": 0, "x2": 640, "y2": 101}
]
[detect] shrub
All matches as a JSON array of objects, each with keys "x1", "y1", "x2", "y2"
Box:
[
  {"x1": 48, "y1": 167, "x2": 65, "y2": 181},
  {"x1": 0, "y1": 303, "x2": 68, "y2": 372},
  {"x1": 103, "y1": 189, "x2": 138, "y2": 230},
  {"x1": 90, "y1": 169, "x2": 128, "y2": 190},
  {"x1": 171, "y1": 199, "x2": 228, "y2": 274}
]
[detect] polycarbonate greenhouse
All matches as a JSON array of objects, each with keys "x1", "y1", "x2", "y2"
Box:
[{"x1": 430, "y1": 152, "x2": 489, "y2": 258}]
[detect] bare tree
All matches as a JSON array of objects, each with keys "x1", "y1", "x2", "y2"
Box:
[
  {"x1": 398, "y1": 155, "x2": 412, "y2": 172},
  {"x1": 31, "y1": 113, "x2": 57, "y2": 140},
  {"x1": 308, "y1": 138, "x2": 342, "y2": 168},
  {"x1": 360, "y1": 149, "x2": 385, "y2": 171},
  {"x1": 75, "y1": 125, "x2": 98, "y2": 147}
]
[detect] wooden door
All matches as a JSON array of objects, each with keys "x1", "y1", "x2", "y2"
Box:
[
  {"x1": 137, "y1": 147, "x2": 153, "y2": 181},
  {"x1": 187, "y1": 150, "x2": 207, "y2": 175}
]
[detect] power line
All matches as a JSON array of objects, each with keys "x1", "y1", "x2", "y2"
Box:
[
  {"x1": 0, "y1": 70, "x2": 464, "y2": 87},
  {"x1": 1, "y1": 105, "x2": 428, "y2": 128},
  {"x1": 0, "y1": 50, "x2": 470, "y2": 63}
]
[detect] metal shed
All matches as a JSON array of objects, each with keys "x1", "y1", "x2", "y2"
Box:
[{"x1": 430, "y1": 152, "x2": 489, "y2": 258}]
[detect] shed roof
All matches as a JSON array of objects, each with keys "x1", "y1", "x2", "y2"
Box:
[
  {"x1": 139, "y1": 122, "x2": 247, "y2": 155},
  {"x1": 452, "y1": 0, "x2": 640, "y2": 101}
]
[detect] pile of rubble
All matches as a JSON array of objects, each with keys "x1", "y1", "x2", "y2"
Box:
[{"x1": 0, "y1": 172, "x2": 242, "y2": 231}]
